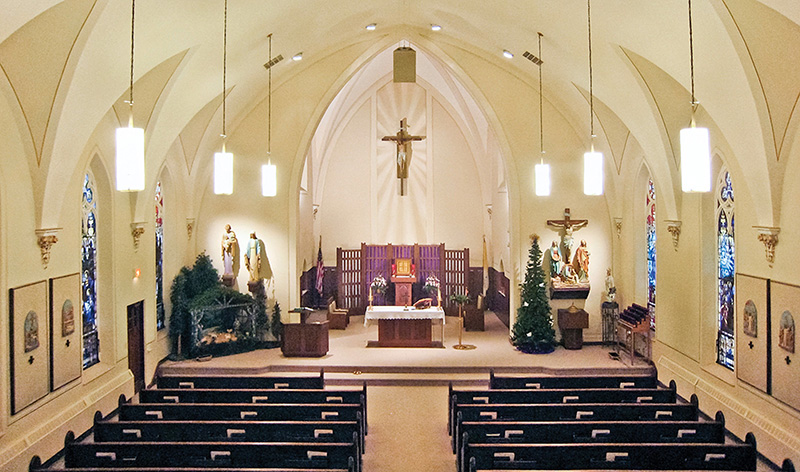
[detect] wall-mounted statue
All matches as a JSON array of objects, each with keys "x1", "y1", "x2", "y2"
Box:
[
  {"x1": 604, "y1": 268, "x2": 616, "y2": 303},
  {"x1": 572, "y1": 239, "x2": 590, "y2": 282},
  {"x1": 221, "y1": 224, "x2": 239, "y2": 285},
  {"x1": 548, "y1": 240, "x2": 563, "y2": 280}
]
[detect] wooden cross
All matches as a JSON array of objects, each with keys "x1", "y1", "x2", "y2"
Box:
[
  {"x1": 381, "y1": 118, "x2": 425, "y2": 195},
  {"x1": 546, "y1": 208, "x2": 588, "y2": 260}
]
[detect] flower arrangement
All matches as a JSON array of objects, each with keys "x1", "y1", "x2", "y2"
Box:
[
  {"x1": 423, "y1": 274, "x2": 440, "y2": 294},
  {"x1": 370, "y1": 274, "x2": 387, "y2": 294}
]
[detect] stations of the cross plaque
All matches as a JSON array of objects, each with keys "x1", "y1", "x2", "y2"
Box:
[{"x1": 381, "y1": 118, "x2": 425, "y2": 196}]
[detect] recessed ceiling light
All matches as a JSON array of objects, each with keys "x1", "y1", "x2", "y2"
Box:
[
  {"x1": 503, "y1": 49, "x2": 514, "y2": 59},
  {"x1": 366, "y1": 23, "x2": 377, "y2": 31},
  {"x1": 430, "y1": 24, "x2": 442, "y2": 31},
  {"x1": 292, "y1": 52, "x2": 303, "y2": 61}
]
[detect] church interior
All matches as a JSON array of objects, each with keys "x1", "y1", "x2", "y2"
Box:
[{"x1": 1, "y1": 1, "x2": 800, "y2": 470}]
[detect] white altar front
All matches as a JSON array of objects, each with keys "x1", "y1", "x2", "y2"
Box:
[{"x1": 364, "y1": 306, "x2": 445, "y2": 347}]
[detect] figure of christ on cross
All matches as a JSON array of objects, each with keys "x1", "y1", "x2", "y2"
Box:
[
  {"x1": 546, "y1": 208, "x2": 588, "y2": 262},
  {"x1": 381, "y1": 117, "x2": 425, "y2": 196}
]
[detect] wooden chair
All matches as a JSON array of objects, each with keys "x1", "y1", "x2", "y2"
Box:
[{"x1": 327, "y1": 300, "x2": 349, "y2": 330}]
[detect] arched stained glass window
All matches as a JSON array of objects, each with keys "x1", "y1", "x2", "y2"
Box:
[
  {"x1": 716, "y1": 169, "x2": 735, "y2": 370},
  {"x1": 646, "y1": 178, "x2": 656, "y2": 331},
  {"x1": 155, "y1": 181, "x2": 165, "y2": 330},
  {"x1": 82, "y1": 173, "x2": 100, "y2": 369}
]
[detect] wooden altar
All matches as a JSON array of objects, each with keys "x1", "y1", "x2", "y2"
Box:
[{"x1": 364, "y1": 306, "x2": 445, "y2": 348}]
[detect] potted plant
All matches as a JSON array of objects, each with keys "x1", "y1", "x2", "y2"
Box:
[{"x1": 451, "y1": 292, "x2": 475, "y2": 350}]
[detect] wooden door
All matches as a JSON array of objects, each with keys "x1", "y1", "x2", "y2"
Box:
[{"x1": 127, "y1": 300, "x2": 145, "y2": 393}]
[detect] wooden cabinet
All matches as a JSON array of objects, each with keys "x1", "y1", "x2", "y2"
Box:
[{"x1": 282, "y1": 321, "x2": 329, "y2": 357}]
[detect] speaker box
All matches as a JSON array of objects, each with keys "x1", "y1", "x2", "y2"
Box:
[{"x1": 393, "y1": 47, "x2": 416, "y2": 83}]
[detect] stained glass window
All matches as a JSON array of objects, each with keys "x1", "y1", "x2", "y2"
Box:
[
  {"x1": 82, "y1": 173, "x2": 100, "y2": 369},
  {"x1": 155, "y1": 181, "x2": 165, "y2": 330},
  {"x1": 646, "y1": 178, "x2": 656, "y2": 331},
  {"x1": 716, "y1": 170, "x2": 735, "y2": 370}
]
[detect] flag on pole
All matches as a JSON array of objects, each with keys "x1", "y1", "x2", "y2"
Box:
[{"x1": 315, "y1": 235, "x2": 324, "y2": 297}]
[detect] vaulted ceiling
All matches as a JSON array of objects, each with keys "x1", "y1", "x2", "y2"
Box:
[{"x1": 1, "y1": 0, "x2": 799, "y2": 225}]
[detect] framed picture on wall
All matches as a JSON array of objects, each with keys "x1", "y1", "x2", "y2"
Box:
[
  {"x1": 50, "y1": 273, "x2": 81, "y2": 391},
  {"x1": 770, "y1": 281, "x2": 800, "y2": 411},
  {"x1": 735, "y1": 274, "x2": 769, "y2": 393},
  {"x1": 9, "y1": 280, "x2": 49, "y2": 414}
]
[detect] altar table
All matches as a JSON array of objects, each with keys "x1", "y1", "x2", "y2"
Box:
[{"x1": 364, "y1": 306, "x2": 445, "y2": 347}]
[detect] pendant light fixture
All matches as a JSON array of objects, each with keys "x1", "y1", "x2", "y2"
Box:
[
  {"x1": 534, "y1": 32, "x2": 550, "y2": 197},
  {"x1": 583, "y1": 0, "x2": 603, "y2": 196},
  {"x1": 214, "y1": 0, "x2": 233, "y2": 195},
  {"x1": 680, "y1": 0, "x2": 711, "y2": 193},
  {"x1": 115, "y1": 0, "x2": 145, "y2": 192},
  {"x1": 262, "y1": 33, "x2": 277, "y2": 197}
]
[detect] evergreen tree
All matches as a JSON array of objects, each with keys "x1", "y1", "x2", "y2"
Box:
[{"x1": 511, "y1": 234, "x2": 557, "y2": 353}]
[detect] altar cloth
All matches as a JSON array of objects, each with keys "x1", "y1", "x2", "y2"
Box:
[{"x1": 364, "y1": 306, "x2": 445, "y2": 326}]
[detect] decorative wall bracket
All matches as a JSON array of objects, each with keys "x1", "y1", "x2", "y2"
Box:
[
  {"x1": 186, "y1": 218, "x2": 195, "y2": 240},
  {"x1": 753, "y1": 226, "x2": 779, "y2": 265},
  {"x1": 665, "y1": 220, "x2": 682, "y2": 251},
  {"x1": 131, "y1": 222, "x2": 146, "y2": 250},
  {"x1": 312, "y1": 204, "x2": 320, "y2": 219},
  {"x1": 35, "y1": 228, "x2": 61, "y2": 268},
  {"x1": 613, "y1": 217, "x2": 622, "y2": 239}
]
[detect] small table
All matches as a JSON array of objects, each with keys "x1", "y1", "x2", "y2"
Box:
[
  {"x1": 364, "y1": 306, "x2": 445, "y2": 347},
  {"x1": 557, "y1": 306, "x2": 589, "y2": 350}
]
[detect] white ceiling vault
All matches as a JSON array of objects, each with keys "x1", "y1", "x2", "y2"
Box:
[{"x1": 1, "y1": 0, "x2": 799, "y2": 226}]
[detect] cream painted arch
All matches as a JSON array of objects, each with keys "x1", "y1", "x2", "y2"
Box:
[
  {"x1": 285, "y1": 29, "x2": 522, "y2": 316},
  {"x1": 312, "y1": 72, "x2": 495, "y2": 221}
]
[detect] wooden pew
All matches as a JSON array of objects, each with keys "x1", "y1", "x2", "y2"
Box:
[
  {"x1": 94, "y1": 411, "x2": 364, "y2": 454},
  {"x1": 119, "y1": 402, "x2": 362, "y2": 422},
  {"x1": 448, "y1": 381, "x2": 677, "y2": 436},
  {"x1": 155, "y1": 371, "x2": 324, "y2": 390},
  {"x1": 453, "y1": 399, "x2": 699, "y2": 451},
  {"x1": 455, "y1": 412, "x2": 726, "y2": 471},
  {"x1": 489, "y1": 370, "x2": 657, "y2": 390},
  {"x1": 139, "y1": 383, "x2": 367, "y2": 433},
  {"x1": 461, "y1": 433, "x2": 757, "y2": 471},
  {"x1": 64, "y1": 441, "x2": 360, "y2": 472},
  {"x1": 30, "y1": 452, "x2": 354, "y2": 472},
  {"x1": 139, "y1": 386, "x2": 365, "y2": 406}
]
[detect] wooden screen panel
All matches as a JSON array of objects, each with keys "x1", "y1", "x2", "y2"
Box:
[
  {"x1": 417, "y1": 244, "x2": 442, "y2": 285},
  {"x1": 443, "y1": 249, "x2": 469, "y2": 308},
  {"x1": 363, "y1": 244, "x2": 390, "y2": 306},
  {"x1": 337, "y1": 248, "x2": 361, "y2": 309}
]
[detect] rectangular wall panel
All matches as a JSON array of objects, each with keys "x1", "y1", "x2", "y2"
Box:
[
  {"x1": 770, "y1": 281, "x2": 800, "y2": 411},
  {"x1": 735, "y1": 274, "x2": 769, "y2": 393}
]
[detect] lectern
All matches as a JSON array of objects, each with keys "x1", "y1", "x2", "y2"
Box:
[
  {"x1": 391, "y1": 258, "x2": 416, "y2": 306},
  {"x1": 557, "y1": 305, "x2": 589, "y2": 350}
]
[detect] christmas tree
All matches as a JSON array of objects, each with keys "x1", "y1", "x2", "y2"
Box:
[{"x1": 511, "y1": 234, "x2": 557, "y2": 353}]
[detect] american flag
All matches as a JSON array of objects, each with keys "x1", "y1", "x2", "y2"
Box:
[{"x1": 315, "y1": 236, "x2": 324, "y2": 297}]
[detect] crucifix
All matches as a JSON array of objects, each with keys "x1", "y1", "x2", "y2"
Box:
[
  {"x1": 547, "y1": 208, "x2": 588, "y2": 261},
  {"x1": 381, "y1": 118, "x2": 425, "y2": 196}
]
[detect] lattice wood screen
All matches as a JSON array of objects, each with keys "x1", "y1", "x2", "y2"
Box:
[
  {"x1": 337, "y1": 248, "x2": 361, "y2": 309},
  {"x1": 335, "y1": 244, "x2": 470, "y2": 309}
]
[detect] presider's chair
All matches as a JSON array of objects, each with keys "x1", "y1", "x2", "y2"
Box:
[{"x1": 327, "y1": 299, "x2": 349, "y2": 330}]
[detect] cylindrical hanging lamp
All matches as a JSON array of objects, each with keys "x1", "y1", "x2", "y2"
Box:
[
  {"x1": 534, "y1": 32, "x2": 551, "y2": 197},
  {"x1": 213, "y1": 0, "x2": 233, "y2": 195},
  {"x1": 583, "y1": 0, "x2": 603, "y2": 196},
  {"x1": 262, "y1": 33, "x2": 277, "y2": 197},
  {"x1": 116, "y1": 0, "x2": 145, "y2": 192},
  {"x1": 680, "y1": 0, "x2": 711, "y2": 193}
]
